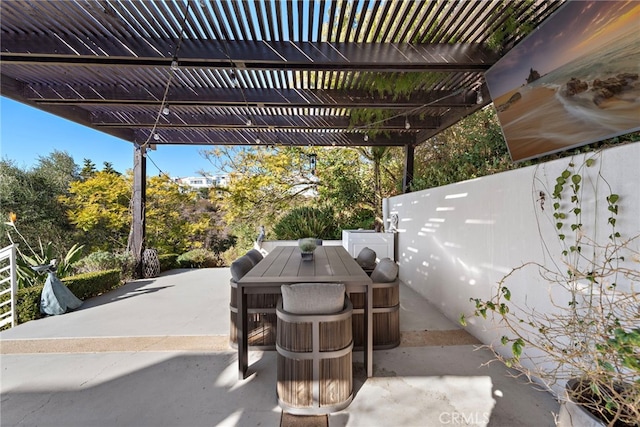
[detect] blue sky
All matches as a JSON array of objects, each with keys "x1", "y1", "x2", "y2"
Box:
[{"x1": 1, "y1": 97, "x2": 217, "y2": 178}]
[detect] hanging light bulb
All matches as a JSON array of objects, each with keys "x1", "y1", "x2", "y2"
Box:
[
  {"x1": 153, "y1": 133, "x2": 160, "y2": 141},
  {"x1": 170, "y1": 57, "x2": 179, "y2": 71},
  {"x1": 364, "y1": 134, "x2": 369, "y2": 142},
  {"x1": 476, "y1": 89, "x2": 484, "y2": 104},
  {"x1": 405, "y1": 117, "x2": 411, "y2": 130},
  {"x1": 246, "y1": 117, "x2": 252, "y2": 126},
  {"x1": 255, "y1": 137, "x2": 260, "y2": 144},
  {"x1": 229, "y1": 71, "x2": 238, "y2": 88},
  {"x1": 162, "y1": 105, "x2": 170, "y2": 115}
]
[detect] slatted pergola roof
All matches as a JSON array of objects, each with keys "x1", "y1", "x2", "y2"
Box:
[{"x1": 1, "y1": 0, "x2": 565, "y2": 149}]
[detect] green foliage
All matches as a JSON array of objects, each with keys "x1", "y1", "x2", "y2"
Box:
[
  {"x1": 74, "y1": 251, "x2": 121, "y2": 273},
  {"x1": 485, "y1": 0, "x2": 536, "y2": 52},
  {"x1": 208, "y1": 234, "x2": 237, "y2": 263},
  {"x1": 411, "y1": 107, "x2": 513, "y2": 190},
  {"x1": 158, "y1": 254, "x2": 179, "y2": 272},
  {"x1": 297, "y1": 238, "x2": 318, "y2": 252},
  {"x1": 146, "y1": 175, "x2": 220, "y2": 254},
  {"x1": 337, "y1": 208, "x2": 376, "y2": 231},
  {"x1": 205, "y1": 145, "x2": 384, "y2": 251},
  {"x1": 60, "y1": 170, "x2": 131, "y2": 251},
  {"x1": 80, "y1": 158, "x2": 97, "y2": 180},
  {"x1": 62, "y1": 269, "x2": 122, "y2": 301},
  {"x1": 176, "y1": 249, "x2": 220, "y2": 268},
  {"x1": 1, "y1": 269, "x2": 122, "y2": 326},
  {"x1": 1, "y1": 155, "x2": 78, "y2": 256},
  {"x1": 59, "y1": 170, "x2": 230, "y2": 255},
  {"x1": 5, "y1": 214, "x2": 85, "y2": 289},
  {"x1": 14, "y1": 286, "x2": 42, "y2": 324},
  {"x1": 273, "y1": 207, "x2": 340, "y2": 240}
]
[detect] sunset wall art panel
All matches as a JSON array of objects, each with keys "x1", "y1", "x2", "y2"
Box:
[{"x1": 485, "y1": 1, "x2": 640, "y2": 162}]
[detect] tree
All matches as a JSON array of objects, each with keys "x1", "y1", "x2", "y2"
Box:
[
  {"x1": 101, "y1": 161, "x2": 120, "y2": 175},
  {"x1": 145, "y1": 175, "x2": 220, "y2": 254},
  {"x1": 410, "y1": 107, "x2": 512, "y2": 190},
  {"x1": 202, "y1": 144, "x2": 399, "y2": 251},
  {"x1": 32, "y1": 150, "x2": 79, "y2": 193},
  {"x1": 59, "y1": 171, "x2": 131, "y2": 251},
  {"x1": 80, "y1": 158, "x2": 97, "y2": 180},
  {"x1": 204, "y1": 146, "x2": 318, "y2": 227},
  {"x1": 60, "y1": 171, "x2": 230, "y2": 255},
  {"x1": 1, "y1": 153, "x2": 78, "y2": 255}
]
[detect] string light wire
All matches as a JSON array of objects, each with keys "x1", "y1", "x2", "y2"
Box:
[{"x1": 139, "y1": 0, "x2": 191, "y2": 149}]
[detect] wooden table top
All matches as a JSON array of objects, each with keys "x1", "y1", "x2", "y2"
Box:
[{"x1": 237, "y1": 245, "x2": 371, "y2": 286}]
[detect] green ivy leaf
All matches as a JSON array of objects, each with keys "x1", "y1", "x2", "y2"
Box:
[
  {"x1": 512, "y1": 338, "x2": 524, "y2": 359},
  {"x1": 499, "y1": 303, "x2": 509, "y2": 315},
  {"x1": 585, "y1": 158, "x2": 595, "y2": 167},
  {"x1": 607, "y1": 194, "x2": 619, "y2": 204},
  {"x1": 571, "y1": 174, "x2": 581, "y2": 185}
]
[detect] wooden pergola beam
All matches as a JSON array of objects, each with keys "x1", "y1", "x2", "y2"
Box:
[{"x1": 1, "y1": 39, "x2": 498, "y2": 72}]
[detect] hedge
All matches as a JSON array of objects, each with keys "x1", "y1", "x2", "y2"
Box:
[{"x1": 2, "y1": 269, "x2": 123, "y2": 326}]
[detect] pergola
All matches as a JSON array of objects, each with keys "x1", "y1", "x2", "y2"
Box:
[{"x1": 0, "y1": 0, "x2": 565, "y2": 275}]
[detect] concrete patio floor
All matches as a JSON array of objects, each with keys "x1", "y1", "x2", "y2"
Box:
[{"x1": 0, "y1": 268, "x2": 560, "y2": 426}]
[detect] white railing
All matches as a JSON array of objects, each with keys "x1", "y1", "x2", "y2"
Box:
[{"x1": 0, "y1": 244, "x2": 18, "y2": 328}]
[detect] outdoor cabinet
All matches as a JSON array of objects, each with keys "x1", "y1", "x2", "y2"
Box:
[{"x1": 342, "y1": 230, "x2": 396, "y2": 261}]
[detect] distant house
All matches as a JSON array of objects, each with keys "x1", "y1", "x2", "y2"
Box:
[{"x1": 172, "y1": 175, "x2": 229, "y2": 196}]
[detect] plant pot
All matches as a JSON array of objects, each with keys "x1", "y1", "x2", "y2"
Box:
[
  {"x1": 301, "y1": 251, "x2": 314, "y2": 261},
  {"x1": 558, "y1": 398, "x2": 605, "y2": 427},
  {"x1": 557, "y1": 379, "x2": 615, "y2": 427}
]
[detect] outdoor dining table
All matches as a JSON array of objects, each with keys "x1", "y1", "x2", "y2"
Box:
[{"x1": 236, "y1": 245, "x2": 374, "y2": 380}]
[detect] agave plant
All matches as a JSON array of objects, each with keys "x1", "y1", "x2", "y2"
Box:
[{"x1": 5, "y1": 212, "x2": 84, "y2": 288}]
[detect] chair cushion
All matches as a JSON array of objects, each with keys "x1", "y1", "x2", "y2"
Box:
[
  {"x1": 370, "y1": 258, "x2": 398, "y2": 283},
  {"x1": 356, "y1": 247, "x2": 377, "y2": 269},
  {"x1": 245, "y1": 249, "x2": 264, "y2": 266},
  {"x1": 230, "y1": 255, "x2": 254, "y2": 282},
  {"x1": 281, "y1": 283, "x2": 345, "y2": 314}
]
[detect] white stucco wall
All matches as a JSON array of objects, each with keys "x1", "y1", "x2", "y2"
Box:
[{"x1": 387, "y1": 143, "x2": 639, "y2": 371}]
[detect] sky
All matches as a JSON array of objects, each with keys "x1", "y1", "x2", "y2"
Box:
[{"x1": 0, "y1": 97, "x2": 218, "y2": 178}]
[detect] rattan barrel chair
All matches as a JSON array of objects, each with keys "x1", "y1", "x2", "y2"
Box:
[
  {"x1": 276, "y1": 283, "x2": 354, "y2": 415},
  {"x1": 349, "y1": 257, "x2": 400, "y2": 350},
  {"x1": 229, "y1": 254, "x2": 278, "y2": 349}
]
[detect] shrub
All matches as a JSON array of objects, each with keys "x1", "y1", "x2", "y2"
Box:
[
  {"x1": 75, "y1": 251, "x2": 118, "y2": 273},
  {"x1": 75, "y1": 251, "x2": 135, "y2": 280},
  {"x1": 158, "y1": 253, "x2": 179, "y2": 271},
  {"x1": 114, "y1": 252, "x2": 135, "y2": 280},
  {"x1": 0, "y1": 269, "x2": 123, "y2": 326},
  {"x1": 273, "y1": 207, "x2": 340, "y2": 240},
  {"x1": 15, "y1": 286, "x2": 42, "y2": 324},
  {"x1": 176, "y1": 249, "x2": 219, "y2": 268},
  {"x1": 63, "y1": 269, "x2": 122, "y2": 300}
]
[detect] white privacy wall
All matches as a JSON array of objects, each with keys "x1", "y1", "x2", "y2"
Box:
[{"x1": 387, "y1": 143, "x2": 639, "y2": 359}]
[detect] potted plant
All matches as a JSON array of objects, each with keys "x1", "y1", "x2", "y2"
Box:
[
  {"x1": 297, "y1": 238, "x2": 318, "y2": 261},
  {"x1": 461, "y1": 155, "x2": 639, "y2": 426}
]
